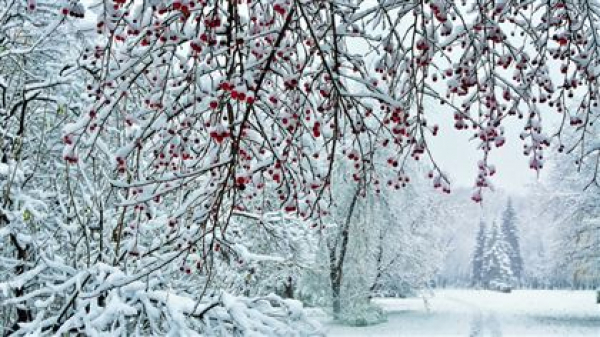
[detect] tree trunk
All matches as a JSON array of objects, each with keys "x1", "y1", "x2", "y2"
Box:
[
  {"x1": 283, "y1": 276, "x2": 294, "y2": 299},
  {"x1": 332, "y1": 282, "x2": 341, "y2": 316},
  {"x1": 329, "y1": 247, "x2": 343, "y2": 317},
  {"x1": 6, "y1": 232, "x2": 32, "y2": 336},
  {"x1": 328, "y1": 185, "x2": 361, "y2": 318}
]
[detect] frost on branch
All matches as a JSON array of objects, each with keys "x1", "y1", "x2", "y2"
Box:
[
  {"x1": 1, "y1": 266, "x2": 322, "y2": 336},
  {"x1": 0, "y1": 0, "x2": 86, "y2": 334},
  {"x1": 66, "y1": 0, "x2": 600, "y2": 219}
]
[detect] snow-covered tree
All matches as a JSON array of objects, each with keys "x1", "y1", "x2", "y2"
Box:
[
  {"x1": 220, "y1": 211, "x2": 319, "y2": 299},
  {"x1": 471, "y1": 219, "x2": 487, "y2": 288},
  {"x1": 309, "y1": 158, "x2": 450, "y2": 322},
  {"x1": 0, "y1": 1, "x2": 88, "y2": 333},
  {"x1": 64, "y1": 0, "x2": 600, "y2": 268},
  {"x1": 524, "y1": 239, "x2": 552, "y2": 289},
  {"x1": 500, "y1": 199, "x2": 524, "y2": 283},
  {"x1": 542, "y1": 147, "x2": 600, "y2": 288},
  {"x1": 482, "y1": 221, "x2": 515, "y2": 290}
]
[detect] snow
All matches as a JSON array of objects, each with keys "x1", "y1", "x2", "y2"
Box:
[{"x1": 322, "y1": 290, "x2": 600, "y2": 336}]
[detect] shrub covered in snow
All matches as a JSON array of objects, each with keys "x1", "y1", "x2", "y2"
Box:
[{"x1": 337, "y1": 300, "x2": 386, "y2": 327}]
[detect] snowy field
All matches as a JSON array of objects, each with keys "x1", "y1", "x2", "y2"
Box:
[{"x1": 321, "y1": 290, "x2": 600, "y2": 336}]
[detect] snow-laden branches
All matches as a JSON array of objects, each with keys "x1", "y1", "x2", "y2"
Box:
[{"x1": 4, "y1": 0, "x2": 600, "y2": 334}]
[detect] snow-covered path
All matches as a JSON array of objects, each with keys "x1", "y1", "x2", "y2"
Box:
[{"x1": 323, "y1": 290, "x2": 600, "y2": 336}]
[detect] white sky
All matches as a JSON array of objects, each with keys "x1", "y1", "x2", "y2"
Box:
[{"x1": 427, "y1": 109, "x2": 551, "y2": 195}]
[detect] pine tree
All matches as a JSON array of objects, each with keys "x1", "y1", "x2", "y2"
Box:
[
  {"x1": 501, "y1": 199, "x2": 524, "y2": 282},
  {"x1": 482, "y1": 221, "x2": 514, "y2": 291},
  {"x1": 471, "y1": 219, "x2": 487, "y2": 287}
]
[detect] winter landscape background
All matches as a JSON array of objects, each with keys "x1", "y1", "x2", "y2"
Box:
[{"x1": 1, "y1": 0, "x2": 600, "y2": 336}]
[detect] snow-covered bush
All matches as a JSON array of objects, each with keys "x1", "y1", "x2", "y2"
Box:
[
  {"x1": 1, "y1": 269, "x2": 322, "y2": 336},
  {"x1": 337, "y1": 301, "x2": 386, "y2": 327}
]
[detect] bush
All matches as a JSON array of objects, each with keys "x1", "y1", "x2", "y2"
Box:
[{"x1": 338, "y1": 301, "x2": 387, "y2": 327}]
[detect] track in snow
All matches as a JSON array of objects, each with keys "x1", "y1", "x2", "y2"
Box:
[
  {"x1": 445, "y1": 293, "x2": 502, "y2": 337},
  {"x1": 467, "y1": 310, "x2": 502, "y2": 337},
  {"x1": 324, "y1": 290, "x2": 600, "y2": 336}
]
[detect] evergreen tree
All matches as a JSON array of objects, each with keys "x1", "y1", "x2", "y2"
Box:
[
  {"x1": 501, "y1": 199, "x2": 524, "y2": 282},
  {"x1": 482, "y1": 221, "x2": 514, "y2": 290},
  {"x1": 471, "y1": 219, "x2": 487, "y2": 287}
]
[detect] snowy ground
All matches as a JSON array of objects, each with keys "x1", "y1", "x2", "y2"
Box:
[{"x1": 321, "y1": 290, "x2": 600, "y2": 336}]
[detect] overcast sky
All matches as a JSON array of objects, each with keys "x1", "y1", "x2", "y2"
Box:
[{"x1": 428, "y1": 110, "x2": 552, "y2": 195}]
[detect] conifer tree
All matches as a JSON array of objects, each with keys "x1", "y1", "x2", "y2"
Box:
[
  {"x1": 471, "y1": 219, "x2": 487, "y2": 287},
  {"x1": 501, "y1": 199, "x2": 524, "y2": 282},
  {"x1": 482, "y1": 221, "x2": 514, "y2": 291}
]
